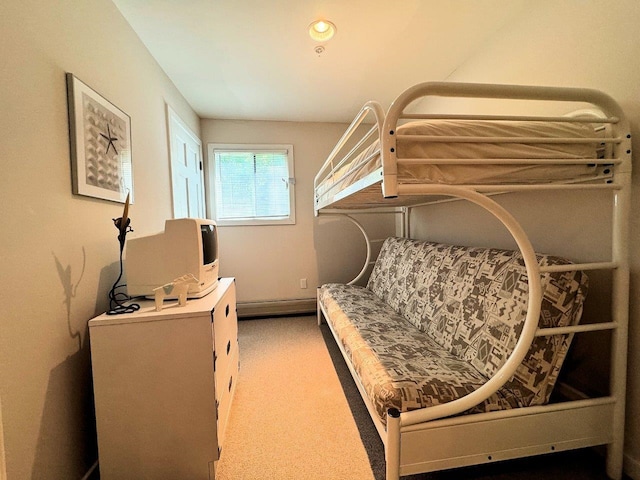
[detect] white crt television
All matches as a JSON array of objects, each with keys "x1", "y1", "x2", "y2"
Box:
[{"x1": 125, "y1": 218, "x2": 219, "y2": 298}]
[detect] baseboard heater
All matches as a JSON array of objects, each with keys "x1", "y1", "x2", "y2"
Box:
[{"x1": 237, "y1": 298, "x2": 316, "y2": 318}]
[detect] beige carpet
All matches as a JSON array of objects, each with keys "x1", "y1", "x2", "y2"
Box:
[{"x1": 215, "y1": 316, "x2": 375, "y2": 480}]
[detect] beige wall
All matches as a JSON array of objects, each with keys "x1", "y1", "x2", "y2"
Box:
[
  {"x1": 200, "y1": 119, "x2": 395, "y2": 303},
  {"x1": 3, "y1": 0, "x2": 638, "y2": 478},
  {"x1": 0, "y1": 396, "x2": 5, "y2": 480},
  {"x1": 0, "y1": 1, "x2": 199, "y2": 478},
  {"x1": 409, "y1": 1, "x2": 640, "y2": 476}
]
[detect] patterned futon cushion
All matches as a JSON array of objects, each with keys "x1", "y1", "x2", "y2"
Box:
[
  {"x1": 367, "y1": 237, "x2": 588, "y2": 405},
  {"x1": 320, "y1": 237, "x2": 588, "y2": 421},
  {"x1": 319, "y1": 284, "x2": 523, "y2": 423}
]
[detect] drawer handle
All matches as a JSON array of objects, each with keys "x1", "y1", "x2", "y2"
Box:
[
  {"x1": 225, "y1": 304, "x2": 230, "y2": 317},
  {"x1": 226, "y1": 340, "x2": 231, "y2": 355},
  {"x1": 229, "y1": 376, "x2": 233, "y2": 392}
]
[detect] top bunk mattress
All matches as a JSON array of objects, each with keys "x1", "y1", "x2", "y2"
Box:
[{"x1": 316, "y1": 119, "x2": 603, "y2": 202}]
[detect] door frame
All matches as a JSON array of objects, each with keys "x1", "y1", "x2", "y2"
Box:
[{"x1": 166, "y1": 104, "x2": 205, "y2": 218}]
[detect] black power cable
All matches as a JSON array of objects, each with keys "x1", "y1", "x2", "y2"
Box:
[{"x1": 106, "y1": 246, "x2": 140, "y2": 315}]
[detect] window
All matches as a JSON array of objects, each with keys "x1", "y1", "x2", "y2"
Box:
[{"x1": 208, "y1": 144, "x2": 295, "y2": 226}]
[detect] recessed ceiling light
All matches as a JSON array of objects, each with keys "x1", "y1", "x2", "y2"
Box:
[{"x1": 309, "y1": 20, "x2": 336, "y2": 42}]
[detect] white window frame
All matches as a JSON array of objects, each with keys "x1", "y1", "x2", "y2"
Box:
[{"x1": 207, "y1": 143, "x2": 296, "y2": 226}]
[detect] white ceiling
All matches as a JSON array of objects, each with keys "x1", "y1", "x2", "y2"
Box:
[{"x1": 113, "y1": 0, "x2": 529, "y2": 123}]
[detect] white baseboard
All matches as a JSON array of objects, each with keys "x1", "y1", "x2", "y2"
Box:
[
  {"x1": 237, "y1": 298, "x2": 316, "y2": 318},
  {"x1": 625, "y1": 452, "x2": 640, "y2": 480}
]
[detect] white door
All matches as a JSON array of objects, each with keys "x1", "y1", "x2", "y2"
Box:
[{"x1": 167, "y1": 105, "x2": 205, "y2": 218}]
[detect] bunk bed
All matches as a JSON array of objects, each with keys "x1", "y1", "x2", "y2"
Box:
[{"x1": 314, "y1": 82, "x2": 631, "y2": 480}]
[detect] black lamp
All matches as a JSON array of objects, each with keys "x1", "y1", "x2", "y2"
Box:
[{"x1": 107, "y1": 193, "x2": 139, "y2": 315}]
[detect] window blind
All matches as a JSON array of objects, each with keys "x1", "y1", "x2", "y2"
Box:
[{"x1": 214, "y1": 150, "x2": 291, "y2": 220}]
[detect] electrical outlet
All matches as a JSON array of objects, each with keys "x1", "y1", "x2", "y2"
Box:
[{"x1": 300, "y1": 278, "x2": 308, "y2": 289}]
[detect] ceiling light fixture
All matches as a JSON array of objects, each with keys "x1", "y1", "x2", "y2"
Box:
[{"x1": 309, "y1": 20, "x2": 336, "y2": 42}]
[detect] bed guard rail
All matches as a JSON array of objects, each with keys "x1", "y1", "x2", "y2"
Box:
[
  {"x1": 380, "y1": 82, "x2": 631, "y2": 198},
  {"x1": 314, "y1": 101, "x2": 385, "y2": 215}
]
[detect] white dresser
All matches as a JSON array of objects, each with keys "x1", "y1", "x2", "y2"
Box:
[{"x1": 89, "y1": 277, "x2": 238, "y2": 479}]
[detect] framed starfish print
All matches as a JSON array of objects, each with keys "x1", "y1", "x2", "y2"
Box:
[{"x1": 66, "y1": 73, "x2": 133, "y2": 204}]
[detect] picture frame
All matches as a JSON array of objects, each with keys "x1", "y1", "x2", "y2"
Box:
[{"x1": 66, "y1": 73, "x2": 133, "y2": 204}]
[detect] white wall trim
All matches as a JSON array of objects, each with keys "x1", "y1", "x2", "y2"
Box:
[{"x1": 625, "y1": 452, "x2": 640, "y2": 480}]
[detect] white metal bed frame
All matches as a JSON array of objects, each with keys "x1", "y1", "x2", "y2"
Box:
[{"x1": 314, "y1": 82, "x2": 631, "y2": 480}]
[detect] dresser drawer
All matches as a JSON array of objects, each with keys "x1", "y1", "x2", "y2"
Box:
[
  {"x1": 216, "y1": 345, "x2": 239, "y2": 454},
  {"x1": 212, "y1": 281, "x2": 237, "y2": 361},
  {"x1": 215, "y1": 336, "x2": 238, "y2": 399}
]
